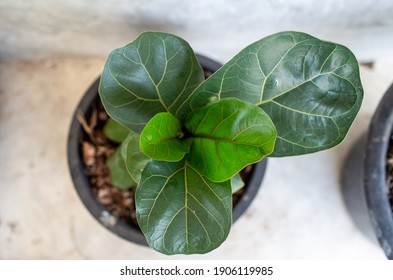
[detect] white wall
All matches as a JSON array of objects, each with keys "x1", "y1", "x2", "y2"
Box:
[{"x1": 1, "y1": 0, "x2": 393, "y2": 62}]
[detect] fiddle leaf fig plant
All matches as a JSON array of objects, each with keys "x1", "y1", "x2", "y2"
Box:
[{"x1": 99, "y1": 31, "x2": 363, "y2": 255}]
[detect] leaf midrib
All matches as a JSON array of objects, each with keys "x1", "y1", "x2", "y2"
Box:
[
  {"x1": 159, "y1": 162, "x2": 227, "y2": 253},
  {"x1": 192, "y1": 135, "x2": 271, "y2": 148}
]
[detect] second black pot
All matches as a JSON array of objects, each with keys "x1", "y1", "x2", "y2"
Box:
[{"x1": 342, "y1": 83, "x2": 393, "y2": 259}]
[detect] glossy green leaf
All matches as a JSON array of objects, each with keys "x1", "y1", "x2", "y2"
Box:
[
  {"x1": 140, "y1": 112, "x2": 191, "y2": 162},
  {"x1": 136, "y1": 159, "x2": 232, "y2": 255},
  {"x1": 231, "y1": 173, "x2": 245, "y2": 194},
  {"x1": 185, "y1": 98, "x2": 276, "y2": 182},
  {"x1": 121, "y1": 131, "x2": 150, "y2": 184},
  {"x1": 99, "y1": 32, "x2": 205, "y2": 134},
  {"x1": 103, "y1": 119, "x2": 130, "y2": 143},
  {"x1": 107, "y1": 148, "x2": 135, "y2": 189},
  {"x1": 192, "y1": 31, "x2": 363, "y2": 156}
]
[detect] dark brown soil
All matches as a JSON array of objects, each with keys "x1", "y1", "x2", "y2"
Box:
[
  {"x1": 78, "y1": 103, "x2": 139, "y2": 226},
  {"x1": 386, "y1": 136, "x2": 393, "y2": 213},
  {"x1": 79, "y1": 101, "x2": 254, "y2": 230}
]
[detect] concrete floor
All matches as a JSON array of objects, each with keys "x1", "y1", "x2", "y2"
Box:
[{"x1": 0, "y1": 58, "x2": 392, "y2": 259}]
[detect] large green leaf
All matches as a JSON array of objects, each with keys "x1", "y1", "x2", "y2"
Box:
[
  {"x1": 185, "y1": 98, "x2": 276, "y2": 182},
  {"x1": 192, "y1": 31, "x2": 363, "y2": 156},
  {"x1": 140, "y1": 112, "x2": 192, "y2": 162},
  {"x1": 107, "y1": 148, "x2": 135, "y2": 189},
  {"x1": 99, "y1": 32, "x2": 205, "y2": 134},
  {"x1": 136, "y1": 159, "x2": 232, "y2": 255},
  {"x1": 121, "y1": 131, "x2": 150, "y2": 184}
]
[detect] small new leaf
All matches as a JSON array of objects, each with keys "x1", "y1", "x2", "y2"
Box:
[
  {"x1": 140, "y1": 113, "x2": 192, "y2": 162},
  {"x1": 103, "y1": 119, "x2": 130, "y2": 143},
  {"x1": 121, "y1": 131, "x2": 150, "y2": 184},
  {"x1": 231, "y1": 173, "x2": 245, "y2": 194},
  {"x1": 136, "y1": 159, "x2": 232, "y2": 255},
  {"x1": 185, "y1": 98, "x2": 276, "y2": 182},
  {"x1": 107, "y1": 148, "x2": 136, "y2": 189}
]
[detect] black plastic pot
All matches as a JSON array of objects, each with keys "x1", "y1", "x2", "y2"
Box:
[
  {"x1": 67, "y1": 54, "x2": 268, "y2": 246},
  {"x1": 342, "y1": 83, "x2": 393, "y2": 259}
]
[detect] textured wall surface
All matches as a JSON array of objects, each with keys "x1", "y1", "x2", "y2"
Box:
[{"x1": 1, "y1": 0, "x2": 393, "y2": 61}]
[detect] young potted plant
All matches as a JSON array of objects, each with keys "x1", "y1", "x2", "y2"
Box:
[
  {"x1": 68, "y1": 54, "x2": 267, "y2": 248},
  {"x1": 342, "y1": 83, "x2": 393, "y2": 260},
  {"x1": 69, "y1": 31, "x2": 363, "y2": 255}
]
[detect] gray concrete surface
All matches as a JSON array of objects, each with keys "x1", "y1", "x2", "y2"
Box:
[{"x1": 0, "y1": 58, "x2": 391, "y2": 259}]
